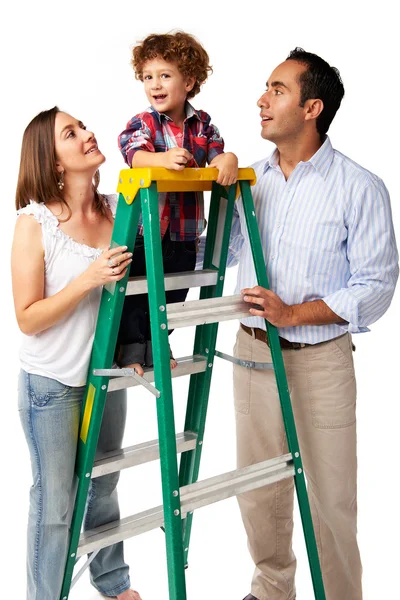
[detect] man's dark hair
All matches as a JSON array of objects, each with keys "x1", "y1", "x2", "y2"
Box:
[{"x1": 286, "y1": 47, "x2": 345, "y2": 139}]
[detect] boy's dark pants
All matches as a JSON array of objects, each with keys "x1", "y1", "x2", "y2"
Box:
[{"x1": 116, "y1": 230, "x2": 196, "y2": 366}]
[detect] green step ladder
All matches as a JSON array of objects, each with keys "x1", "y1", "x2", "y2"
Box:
[{"x1": 59, "y1": 167, "x2": 326, "y2": 600}]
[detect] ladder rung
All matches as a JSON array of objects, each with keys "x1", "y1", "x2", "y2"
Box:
[
  {"x1": 126, "y1": 269, "x2": 218, "y2": 296},
  {"x1": 77, "y1": 453, "x2": 293, "y2": 556},
  {"x1": 167, "y1": 294, "x2": 254, "y2": 329},
  {"x1": 92, "y1": 431, "x2": 198, "y2": 478},
  {"x1": 107, "y1": 354, "x2": 207, "y2": 392}
]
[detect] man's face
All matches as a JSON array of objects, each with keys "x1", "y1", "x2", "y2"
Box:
[{"x1": 257, "y1": 60, "x2": 308, "y2": 144}]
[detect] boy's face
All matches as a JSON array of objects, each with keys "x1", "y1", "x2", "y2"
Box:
[{"x1": 142, "y1": 57, "x2": 195, "y2": 122}]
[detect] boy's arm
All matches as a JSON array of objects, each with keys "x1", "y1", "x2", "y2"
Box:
[
  {"x1": 131, "y1": 148, "x2": 194, "y2": 170},
  {"x1": 209, "y1": 152, "x2": 239, "y2": 186},
  {"x1": 119, "y1": 113, "x2": 195, "y2": 170},
  {"x1": 202, "y1": 115, "x2": 238, "y2": 185}
]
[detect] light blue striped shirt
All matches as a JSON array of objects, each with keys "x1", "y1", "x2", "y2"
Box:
[{"x1": 227, "y1": 137, "x2": 399, "y2": 344}]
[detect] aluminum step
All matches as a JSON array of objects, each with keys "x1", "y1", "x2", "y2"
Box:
[
  {"x1": 167, "y1": 294, "x2": 256, "y2": 329},
  {"x1": 107, "y1": 354, "x2": 207, "y2": 392},
  {"x1": 77, "y1": 453, "x2": 294, "y2": 556},
  {"x1": 92, "y1": 431, "x2": 197, "y2": 478},
  {"x1": 126, "y1": 269, "x2": 218, "y2": 296}
]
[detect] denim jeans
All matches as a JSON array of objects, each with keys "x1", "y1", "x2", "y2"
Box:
[{"x1": 18, "y1": 370, "x2": 131, "y2": 600}]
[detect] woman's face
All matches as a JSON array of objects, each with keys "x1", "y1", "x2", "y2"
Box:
[{"x1": 54, "y1": 111, "x2": 105, "y2": 178}]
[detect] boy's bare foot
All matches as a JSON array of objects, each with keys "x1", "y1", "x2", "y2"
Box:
[
  {"x1": 116, "y1": 589, "x2": 142, "y2": 600},
  {"x1": 124, "y1": 362, "x2": 144, "y2": 377},
  {"x1": 125, "y1": 360, "x2": 176, "y2": 373},
  {"x1": 169, "y1": 345, "x2": 177, "y2": 370}
]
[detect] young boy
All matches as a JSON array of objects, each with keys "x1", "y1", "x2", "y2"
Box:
[{"x1": 117, "y1": 31, "x2": 238, "y2": 375}]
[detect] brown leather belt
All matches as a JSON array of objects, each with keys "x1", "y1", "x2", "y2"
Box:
[{"x1": 240, "y1": 323, "x2": 308, "y2": 350}]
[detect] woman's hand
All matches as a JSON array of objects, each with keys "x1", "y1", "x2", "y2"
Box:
[
  {"x1": 12, "y1": 216, "x2": 133, "y2": 336},
  {"x1": 81, "y1": 246, "x2": 133, "y2": 290}
]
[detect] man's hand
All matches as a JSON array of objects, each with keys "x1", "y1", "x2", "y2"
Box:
[
  {"x1": 241, "y1": 286, "x2": 345, "y2": 327},
  {"x1": 241, "y1": 286, "x2": 294, "y2": 327},
  {"x1": 209, "y1": 152, "x2": 239, "y2": 186},
  {"x1": 163, "y1": 148, "x2": 193, "y2": 170}
]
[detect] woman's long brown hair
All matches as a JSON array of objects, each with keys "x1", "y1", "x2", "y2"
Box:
[{"x1": 15, "y1": 106, "x2": 105, "y2": 217}]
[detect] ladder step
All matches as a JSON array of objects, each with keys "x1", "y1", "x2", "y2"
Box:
[
  {"x1": 92, "y1": 432, "x2": 198, "y2": 478},
  {"x1": 77, "y1": 453, "x2": 294, "y2": 556},
  {"x1": 108, "y1": 354, "x2": 207, "y2": 392},
  {"x1": 126, "y1": 269, "x2": 218, "y2": 296},
  {"x1": 167, "y1": 294, "x2": 254, "y2": 329}
]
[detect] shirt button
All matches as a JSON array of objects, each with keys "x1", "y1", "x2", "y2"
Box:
[
  {"x1": 276, "y1": 223, "x2": 280, "y2": 228},
  {"x1": 271, "y1": 255, "x2": 275, "y2": 260},
  {"x1": 164, "y1": 216, "x2": 169, "y2": 220}
]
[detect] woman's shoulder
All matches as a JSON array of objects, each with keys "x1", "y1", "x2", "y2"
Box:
[
  {"x1": 17, "y1": 200, "x2": 58, "y2": 225},
  {"x1": 16, "y1": 202, "x2": 60, "y2": 238}
]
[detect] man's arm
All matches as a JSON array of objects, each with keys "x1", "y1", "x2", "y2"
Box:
[
  {"x1": 321, "y1": 178, "x2": 399, "y2": 332},
  {"x1": 243, "y1": 177, "x2": 399, "y2": 331},
  {"x1": 241, "y1": 287, "x2": 344, "y2": 327}
]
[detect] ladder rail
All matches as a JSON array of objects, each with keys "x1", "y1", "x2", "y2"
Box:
[
  {"x1": 59, "y1": 194, "x2": 142, "y2": 600},
  {"x1": 239, "y1": 180, "x2": 326, "y2": 599},
  {"x1": 140, "y1": 182, "x2": 187, "y2": 599}
]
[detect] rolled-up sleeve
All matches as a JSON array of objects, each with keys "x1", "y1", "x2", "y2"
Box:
[
  {"x1": 323, "y1": 178, "x2": 399, "y2": 333},
  {"x1": 118, "y1": 116, "x2": 155, "y2": 167}
]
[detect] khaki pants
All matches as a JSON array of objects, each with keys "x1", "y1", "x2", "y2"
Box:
[{"x1": 233, "y1": 327, "x2": 362, "y2": 600}]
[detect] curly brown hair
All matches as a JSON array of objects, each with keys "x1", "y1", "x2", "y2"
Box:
[{"x1": 131, "y1": 31, "x2": 212, "y2": 99}]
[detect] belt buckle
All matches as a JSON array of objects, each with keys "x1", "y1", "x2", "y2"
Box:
[{"x1": 293, "y1": 342, "x2": 306, "y2": 350}]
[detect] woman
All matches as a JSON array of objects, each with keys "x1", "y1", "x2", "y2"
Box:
[{"x1": 12, "y1": 107, "x2": 142, "y2": 600}]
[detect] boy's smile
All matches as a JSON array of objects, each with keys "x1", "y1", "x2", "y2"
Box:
[{"x1": 142, "y1": 57, "x2": 195, "y2": 126}]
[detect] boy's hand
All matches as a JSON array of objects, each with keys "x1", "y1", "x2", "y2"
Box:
[
  {"x1": 163, "y1": 148, "x2": 193, "y2": 170},
  {"x1": 209, "y1": 152, "x2": 239, "y2": 186}
]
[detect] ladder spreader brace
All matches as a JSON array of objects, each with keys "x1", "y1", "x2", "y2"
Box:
[{"x1": 59, "y1": 167, "x2": 326, "y2": 600}]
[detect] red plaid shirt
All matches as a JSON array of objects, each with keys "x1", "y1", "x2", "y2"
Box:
[{"x1": 118, "y1": 102, "x2": 224, "y2": 241}]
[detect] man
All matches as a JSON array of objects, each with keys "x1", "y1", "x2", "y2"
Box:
[{"x1": 228, "y1": 48, "x2": 399, "y2": 600}]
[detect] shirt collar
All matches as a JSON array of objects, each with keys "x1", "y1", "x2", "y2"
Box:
[
  {"x1": 149, "y1": 101, "x2": 206, "y2": 124},
  {"x1": 263, "y1": 136, "x2": 334, "y2": 180}
]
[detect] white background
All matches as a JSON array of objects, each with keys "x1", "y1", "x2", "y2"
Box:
[{"x1": 1, "y1": 1, "x2": 399, "y2": 598}]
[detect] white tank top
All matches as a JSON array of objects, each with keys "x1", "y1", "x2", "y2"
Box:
[{"x1": 17, "y1": 195, "x2": 118, "y2": 386}]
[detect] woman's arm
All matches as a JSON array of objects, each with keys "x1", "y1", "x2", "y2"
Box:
[{"x1": 11, "y1": 215, "x2": 132, "y2": 335}]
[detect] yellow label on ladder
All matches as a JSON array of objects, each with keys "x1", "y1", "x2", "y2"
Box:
[{"x1": 80, "y1": 383, "x2": 96, "y2": 443}]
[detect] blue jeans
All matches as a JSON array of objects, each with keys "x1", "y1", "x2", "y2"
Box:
[{"x1": 18, "y1": 370, "x2": 131, "y2": 600}]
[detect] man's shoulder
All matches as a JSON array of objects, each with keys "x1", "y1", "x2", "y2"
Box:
[
  {"x1": 332, "y1": 148, "x2": 384, "y2": 188},
  {"x1": 249, "y1": 157, "x2": 270, "y2": 176}
]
